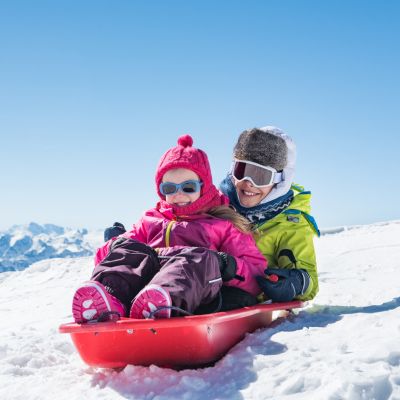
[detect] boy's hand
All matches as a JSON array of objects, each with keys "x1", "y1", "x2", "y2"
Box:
[{"x1": 256, "y1": 268, "x2": 310, "y2": 302}]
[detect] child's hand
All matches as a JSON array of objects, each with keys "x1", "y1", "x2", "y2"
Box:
[{"x1": 215, "y1": 252, "x2": 238, "y2": 282}]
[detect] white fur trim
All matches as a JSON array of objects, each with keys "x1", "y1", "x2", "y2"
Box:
[{"x1": 258, "y1": 126, "x2": 296, "y2": 203}]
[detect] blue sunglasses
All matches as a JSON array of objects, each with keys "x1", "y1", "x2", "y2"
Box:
[{"x1": 159, "y1": 180, "x2": 203, "y2": 196}]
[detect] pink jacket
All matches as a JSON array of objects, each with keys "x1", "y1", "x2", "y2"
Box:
[{"x1": 95, "y1": 206, "x2": 267, "y2": 296}]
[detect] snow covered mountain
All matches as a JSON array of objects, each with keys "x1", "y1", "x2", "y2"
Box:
[
  {"x1": 0, "y1": 222, "x2": 103, "y2": 272},
  {"x1": 1, "y1": 219, "x2": 400, "y2": 399}
]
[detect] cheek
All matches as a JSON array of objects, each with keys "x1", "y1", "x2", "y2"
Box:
[
  {"x1": 165, "y1": 194, "x2": 174, "y2": 203},
  {"x1": 235, "y1": 181, "x2": 247, "y2": 191},
  {"x1": 165, "y1": 192, "x2": 200, "y2": 203},
  {"x1": 235, "y1": 182, "x2": 245, "y2": 194},
  {"x1": 260, "y1": 186, "x2": 273, "y2": 198},
  {"x1": 190, "y1": 192, "x2": 201, "y2": 201}
]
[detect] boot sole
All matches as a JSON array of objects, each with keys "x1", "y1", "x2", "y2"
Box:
[
  {"x1": 130, "y1": 284, "x2": 172, "y2": 319},
  {"x1": 72, "y1": 282, "x2": 112, "y2": 323}
]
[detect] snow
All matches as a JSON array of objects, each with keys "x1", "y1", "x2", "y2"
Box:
[{"x1": 1, "y1": 221, "x2": 400, "y2": 400}]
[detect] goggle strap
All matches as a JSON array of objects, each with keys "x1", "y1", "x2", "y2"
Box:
[{"x1": 273, "y1": 172, "x2": 283, "y2": 184}]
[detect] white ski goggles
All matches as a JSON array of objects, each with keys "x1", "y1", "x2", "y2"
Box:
[{"x1": 231, "y1": 159, "x2": 283, "y2": 187}]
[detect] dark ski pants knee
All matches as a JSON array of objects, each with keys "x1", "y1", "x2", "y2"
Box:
[
  {"x1": 91, "y1": 238, "x2": 223, "y2": 314},
  {"x1": 91, "y1": 239, "x2": 160, "y2": 310},
  {"x1": 154, "y1": 246, "x2": 223, "y2": 314}
]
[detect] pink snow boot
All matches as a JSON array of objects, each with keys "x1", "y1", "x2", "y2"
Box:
[
  {"x1": 130, "y1": 284, "x2": 172, "y2": 319},
  {"x1": 72, "y1": 281, "x2": 125, "y2": 323}
]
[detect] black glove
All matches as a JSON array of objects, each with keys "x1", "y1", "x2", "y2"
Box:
[
  {"x1": 216, "y1": 252, "x2": 242, "y2": 282},
  {"x1": 256, "y1": 268, "x2": 310, "y2": 302},
  {"x1": 104, "y1": 222, "x2": 126, "y2": 242}
]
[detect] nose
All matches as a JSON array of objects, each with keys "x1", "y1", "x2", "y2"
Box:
[
  {"x1": 170, "y1": 189, "x2": 187, "y2": 198},
  {"x1": 243, "y1": 179, "x2": 254, "y2": 187}
]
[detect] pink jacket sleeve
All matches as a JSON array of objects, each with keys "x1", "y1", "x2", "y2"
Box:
[
  {"x1": 94, "y1": 218, "x2": 148, "y2": 266},
  {"x1": 218, "y1": 222, "x2": 267, "y2": 296}
]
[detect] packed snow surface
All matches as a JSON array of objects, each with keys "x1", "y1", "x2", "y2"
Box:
[{"x1": 1, "y1": 221, "x2": 400, "y2": 399}]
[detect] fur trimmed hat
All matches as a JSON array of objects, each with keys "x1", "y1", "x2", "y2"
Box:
[
  {"x1": 233, "y1": 127, "x2": 288, "y2": 171},
  {"x1": 232, "y1": 126, "x2": 297, "y2": 203}
]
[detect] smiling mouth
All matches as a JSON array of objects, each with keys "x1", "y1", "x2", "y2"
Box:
[
  {"x1": 174, "y1": 202, "x2": 191, "y2": 206},
  {"x1": 241, "y1": 190, "x2": 260, "y2": 197}
]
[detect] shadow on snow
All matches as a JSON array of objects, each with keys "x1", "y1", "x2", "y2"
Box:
[{"x1": 88, "y1": 297, "x2": 400, "y2": 399}]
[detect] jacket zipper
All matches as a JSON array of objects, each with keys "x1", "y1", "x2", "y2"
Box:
[{"x1": 165, "y1": 220, "x2": 176, "y2": 247}]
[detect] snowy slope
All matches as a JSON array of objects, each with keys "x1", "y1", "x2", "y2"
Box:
[
  {"x1": 1, "y1": 220, "x2": 400, "y2": 400},
  {"x1": 0, "y1": 222, "x2": 102, "y2": 272}
]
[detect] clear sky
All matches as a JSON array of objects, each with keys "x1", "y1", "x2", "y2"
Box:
[{"x1": 1, "y1": 0, "x2": 399, "y2": 231}]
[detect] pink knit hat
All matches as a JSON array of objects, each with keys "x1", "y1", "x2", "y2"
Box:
[{"x1": 155, "y1": 134, "x2": 228, "y2": 216}]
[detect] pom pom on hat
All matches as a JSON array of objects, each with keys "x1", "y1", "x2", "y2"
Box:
[
  {"x1": 155, "y1": 134, "x2": 213, "y2": 199},
  {"x1": 177, "y1": 134, "x2": 193, "y2": 147}
]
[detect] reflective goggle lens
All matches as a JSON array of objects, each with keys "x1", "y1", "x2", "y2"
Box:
[
  {"x1": 160, "y1": 180, "x2": 202, "y2": 195},
  {"x1": 232, "y1": 160, "x2": 275, "y2": 187}
]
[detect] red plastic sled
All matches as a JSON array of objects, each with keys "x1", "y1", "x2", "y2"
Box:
[{"x1": 59, "y1": 301, "x2": 305, "y2": 369}]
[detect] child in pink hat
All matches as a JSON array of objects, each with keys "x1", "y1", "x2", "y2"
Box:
[{"x1": 72, "y1": 135, "x2": 266, "y2": 322}]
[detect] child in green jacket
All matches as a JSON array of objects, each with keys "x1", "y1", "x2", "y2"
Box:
[{"x1": 220, "y1": 126, "x2": 319, "y2": 302}]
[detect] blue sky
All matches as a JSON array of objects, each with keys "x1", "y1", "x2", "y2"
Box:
[{"x1": 1, "y1": 0, "x2": 399, "y2": 231}]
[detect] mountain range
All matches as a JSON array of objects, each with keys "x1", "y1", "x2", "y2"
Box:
[{"x1": 0, "y1": 222, "x2": 102, "y2": 272}]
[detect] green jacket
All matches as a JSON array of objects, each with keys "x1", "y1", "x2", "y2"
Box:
[{"x1": 254, "y1": 184, "x2": 319, "y2": 300}]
